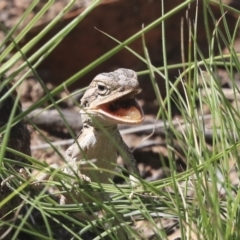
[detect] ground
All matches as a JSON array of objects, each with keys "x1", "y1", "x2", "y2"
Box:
[
  {"x1": 1, "y1": 0, "x2": 240, "y2": 184},
  {"x1": 1, "y1": 1, "x2": 240, "y2": 239}
]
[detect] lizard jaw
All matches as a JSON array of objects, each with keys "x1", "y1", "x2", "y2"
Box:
[{"x1": 87, "y1": 96, "x2": 144, "y2": 125}]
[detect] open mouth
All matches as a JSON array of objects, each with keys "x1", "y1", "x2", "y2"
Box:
[{"x1": 92, "y1": 96, "x2": 144, "y2": 124}]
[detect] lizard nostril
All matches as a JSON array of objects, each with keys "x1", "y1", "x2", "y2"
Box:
[{"x1": 81, "y1": 99, "x2": 89, "y2": 107}]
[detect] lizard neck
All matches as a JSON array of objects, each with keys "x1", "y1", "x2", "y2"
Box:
[
  {"x1": 81, "y1": 112, "x2": 118, "y2": 130},
  {"x1": 83, "y1": 121, "x2": 118, "y2": 132}
]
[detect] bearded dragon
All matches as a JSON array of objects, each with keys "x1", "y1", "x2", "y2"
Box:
[{"x1": 61, "y1": 68, "x2": 144, "y2": 204}]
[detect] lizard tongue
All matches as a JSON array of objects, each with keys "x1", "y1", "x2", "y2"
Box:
[{"x1": 97, "y1": 98, "x2": 144, "y2": 125}]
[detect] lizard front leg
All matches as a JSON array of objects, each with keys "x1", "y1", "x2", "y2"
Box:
[
  {"x1": 115, "y1": 130, "x2": 141, "y2": 188},
  {"x1": 60, "y1": 133, "x2": 93, "y2": 205}
]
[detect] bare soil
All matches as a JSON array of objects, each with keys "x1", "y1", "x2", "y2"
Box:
[{"x1": 1, "y1": 0, "x2": 240, "y2": 192}]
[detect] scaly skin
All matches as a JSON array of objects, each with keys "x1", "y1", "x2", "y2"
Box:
[{"x1": 62, "y1": 68, "x2": 144, "y2": 204}]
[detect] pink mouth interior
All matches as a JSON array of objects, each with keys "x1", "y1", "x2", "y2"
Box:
[{"x1": 98, "y1": 98, "x2": 143, "y2": 123}]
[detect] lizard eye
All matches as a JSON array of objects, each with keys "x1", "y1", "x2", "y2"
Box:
[{"x1": 97, "y1": 83, "x2": 108, "y2": 95}]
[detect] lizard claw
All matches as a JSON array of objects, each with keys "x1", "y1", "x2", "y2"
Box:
[
  {"x1": 129, "y1": 175, "x2": 142, "y2": 199},
  {"x1": 129, "y1": 175, "x2": 140, "y2": 187},
  {"x1": 1, "y1": 168, "x2": 30, "y2": 188},
  {"x1": 60, "y1": 173, "x2": 91, "y2": 205},
  {"x1": 31, "y1": 163, "x2": 59, "y2": 188},
  {"x1": 1, "y1": 175, "x2": 15, "y2": 187},
  {"x1": 79, "y1": 173, "x2": 91, "y2": 183}
]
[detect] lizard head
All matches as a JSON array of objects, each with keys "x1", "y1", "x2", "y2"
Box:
[{"x1": 80, "y1": 68, "x2": 144, "y2": 126}]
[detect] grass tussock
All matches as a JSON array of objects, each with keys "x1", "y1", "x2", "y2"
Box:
[{"x1": 1, "y1": 0, "x2": 240, "y2": 239}]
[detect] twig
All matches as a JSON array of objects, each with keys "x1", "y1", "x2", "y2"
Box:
[
  {"x1": 30, "y1": 114, "x2": 214, "y2": 151},
  {"x1": 201, "y1": 88, "x2": 240, "y2": 101},
  {"x1": 26, "y1": 108, "x2": 82, "y2": 131}
]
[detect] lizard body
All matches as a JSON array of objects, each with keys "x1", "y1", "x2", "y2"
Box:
[
  {"x1": 64, "y1": 125, "x2": 118, "y2": 183},
  {"x1": 62, "y1": 68, "x2": 144, "y2": 203}
]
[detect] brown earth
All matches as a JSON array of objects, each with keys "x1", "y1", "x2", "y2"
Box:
[
  {"x1": 1, "y1": 1, "x2": 240, "y2": 238},
  {"x1": 0, "y1": 0, "x2": 240, "y2": 185}
]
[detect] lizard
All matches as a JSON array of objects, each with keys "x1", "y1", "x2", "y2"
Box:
[{"x1": 60, "y1": 68, "x2": 144, "y2": 204}]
